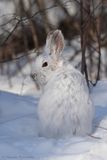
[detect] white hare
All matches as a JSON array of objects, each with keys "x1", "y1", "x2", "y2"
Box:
[{"x1": 32, "y1": 30, "x2": 94, "y2": 138}]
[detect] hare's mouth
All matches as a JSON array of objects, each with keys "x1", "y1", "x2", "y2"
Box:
[
  {"x1": 30, "y1": 73, "x2": 40, "y2": 89},
  {"x1": 30, "y1": 73, "x2": 47, "y2": 90}
]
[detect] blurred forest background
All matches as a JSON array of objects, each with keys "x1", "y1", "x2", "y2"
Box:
[{"x1": 0, "y1": 0, "x2": 107, "y2": 86}]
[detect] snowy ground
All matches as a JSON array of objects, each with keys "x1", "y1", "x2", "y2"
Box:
[{"x1": 0, "y1": 69, "x2": 107, "y2": 160}]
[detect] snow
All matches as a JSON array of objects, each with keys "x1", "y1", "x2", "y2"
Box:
[{"x1": 0, "y1": 70, "x2": 107, "y2": 160}]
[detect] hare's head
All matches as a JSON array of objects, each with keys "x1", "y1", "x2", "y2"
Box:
[{"x1": 32, "y1": 30, "x2": 65, "y2": 89}]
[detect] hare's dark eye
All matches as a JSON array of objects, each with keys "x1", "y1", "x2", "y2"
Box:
[
  {"x1": 49, "y1": 52, "x2": 52, "y2": 55},
  {"x1": 42, "y1": 62, "x2": 48, "y2": 67}
]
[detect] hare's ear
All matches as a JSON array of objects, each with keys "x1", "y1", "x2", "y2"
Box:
[{"x1": 45, "y1": 30, "x2": 65, "y2": 59}]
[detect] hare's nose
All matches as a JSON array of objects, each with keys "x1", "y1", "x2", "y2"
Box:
[{"x1": 30, "y1": 73, "x2": 37, "y2": 79}]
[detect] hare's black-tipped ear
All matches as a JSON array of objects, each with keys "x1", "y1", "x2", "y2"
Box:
[{"x1": 45, "y1": 30, "x2": 65, "y2": 59}]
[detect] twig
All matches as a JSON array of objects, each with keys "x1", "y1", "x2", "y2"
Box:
[
  {"x1": 88, "y1": 134, "x2": 102, "y2": 139},
  {"x1": 80, "y1": 0, "x2": 90, "y2": 87},
  {"x1": 20, "y1": 75, "x2": 26, "y2": 95},
  {"x1": 0, "y1": 20, "x2": 21, "y2": 46},
  {"x1": 96, "y1": 125, "x2": 107, "y2": 131},
  {"x1": 90, "y1": 0, "x2": 102, "y2": 85},
  {"x1": 0, "y1": 50, "x2": 39, "y2": 63}
]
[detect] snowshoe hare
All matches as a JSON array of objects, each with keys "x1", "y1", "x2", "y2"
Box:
[{"x1": 32, "y1": 30, "x2": 94, "y2": 138}]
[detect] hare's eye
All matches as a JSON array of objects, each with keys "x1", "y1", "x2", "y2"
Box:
[{"x1": 42, "y1": 62, "x2": 48, "y2": 67}]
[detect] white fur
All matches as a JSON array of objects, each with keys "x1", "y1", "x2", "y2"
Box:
[{"x1": 33, "y1": 30, "x2": 94, "y2": 138}]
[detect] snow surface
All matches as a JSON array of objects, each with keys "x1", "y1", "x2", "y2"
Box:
[{"x1": 0, "y1": 71, "x2": 107, "y2": 160}]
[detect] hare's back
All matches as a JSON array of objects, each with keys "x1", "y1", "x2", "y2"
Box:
[{"x1": 46, "y1": 65, "x2": 88, "y2": 94}]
